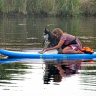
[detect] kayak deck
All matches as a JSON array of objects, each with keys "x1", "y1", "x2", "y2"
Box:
[{"x1": 0, "y1": 49, "x2": 96, "y2": 59}]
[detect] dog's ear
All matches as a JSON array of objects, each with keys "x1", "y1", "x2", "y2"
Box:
[
  {"x1": 44, "y1": 28, "x2": 49, "y2": 33},
  {"x1": 44, "y1": 28, "x2": 47, "y2": 31}
]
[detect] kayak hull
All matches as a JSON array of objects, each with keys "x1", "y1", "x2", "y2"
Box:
[{"x1": 0, "y1": 49, "x2": 96, "y2": 59}]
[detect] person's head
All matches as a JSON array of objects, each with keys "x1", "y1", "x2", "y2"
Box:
[{"x1": 52, "y1": 28, "x2": 64, "y2": 39}]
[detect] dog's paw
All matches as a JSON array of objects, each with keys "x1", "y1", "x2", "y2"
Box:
[{"x1": 38, "y1": 50, "x2": 45, "y2": 54}]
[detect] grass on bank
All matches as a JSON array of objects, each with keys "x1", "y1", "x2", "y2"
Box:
[{"x1": 0, "y1": 0, "x2": 96, "y2": 16}]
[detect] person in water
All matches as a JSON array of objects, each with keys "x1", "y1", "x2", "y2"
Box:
[{"x1": 45, "y1": 28, "x2": 83, "y2": 54}]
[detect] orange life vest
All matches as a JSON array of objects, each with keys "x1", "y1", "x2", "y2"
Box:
[{"x1": 81, "y1": 47, "x2": 94, "y2": 54}]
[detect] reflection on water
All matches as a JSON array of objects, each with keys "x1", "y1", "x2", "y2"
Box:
[
  {"x1": 0, "y1": 62, "x2": 31, "y2": 90},
  {"x1": 0, "y1": 16, "x2": 96, "y2": 95},
  {"x1": 44, "y1": 60, "x2": 81, "y2": 84},
  {"x1": 79, "y1": 61, "x2": 96, "y2": 91},
  {"x1": 0, "y1": 17, "x2": 96, "y2": 50},
  {"x1": 0, "y1": 58, "x2": 96, "y2": 95}
]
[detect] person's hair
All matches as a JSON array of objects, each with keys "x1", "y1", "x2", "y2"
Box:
[{"x1": 52, "y1": 28, "x2": 65, "y2": 40}]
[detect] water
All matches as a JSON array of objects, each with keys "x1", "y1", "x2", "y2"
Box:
[
  {"x1": 0, "y1": 16, "x2": 96, "y2": 96},
  {"x1": 0, "y1": 59, "x2": 96, "y2": 96},
  {"x1": 0, "y1": 17, "x2": 96, "y2": 50}
]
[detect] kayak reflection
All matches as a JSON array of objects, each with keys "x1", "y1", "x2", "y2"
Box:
[{"x1": 43, "y1": 60, "x2": 81, "y2": 84}]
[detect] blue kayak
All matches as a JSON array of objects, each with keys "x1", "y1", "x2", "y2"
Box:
[{"x1": 0, "y1": 49, "x2": 96, "y2": 59}]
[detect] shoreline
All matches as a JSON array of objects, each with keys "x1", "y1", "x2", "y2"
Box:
[{"x1": 0, "y1": 0, "x2": 96, "y2": 17}]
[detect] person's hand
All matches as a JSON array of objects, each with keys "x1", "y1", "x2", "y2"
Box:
[{"x1": 45, "y1": 48, "x2": 50, "y2": 51}]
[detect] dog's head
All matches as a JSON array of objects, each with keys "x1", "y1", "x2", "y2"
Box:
[
  {"x1": 43, "y1": 28, "x2": 59, "y2": 47},
  {"x1": 43, "y1": 28, "x2": 50, "y2": 40}
]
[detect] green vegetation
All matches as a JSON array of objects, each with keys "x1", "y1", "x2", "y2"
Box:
[
  {"x1": 0, "y1": 0, "x2": 95, "y2": 16},
  {"x1": 80, "y1": 0, "x2": 96, "y2": 16}
]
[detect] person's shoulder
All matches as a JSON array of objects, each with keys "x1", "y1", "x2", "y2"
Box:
[
  {"x1": 64, "y1": 33, "x2": 73, "y2": 36},
  {"x1": 62, "y1": 33, "x2": 69, "y2": 36}
]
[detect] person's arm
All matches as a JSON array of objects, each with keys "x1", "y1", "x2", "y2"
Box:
[{"x1": 45, "y1": 39, "x2": 65, "y2": 51}]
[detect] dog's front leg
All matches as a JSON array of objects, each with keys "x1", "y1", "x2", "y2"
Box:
[{"x1": 38, "y1": 42, "x2": 50, "y2": 54}]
